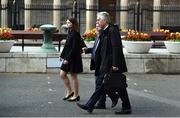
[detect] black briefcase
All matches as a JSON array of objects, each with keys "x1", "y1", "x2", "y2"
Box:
[{"x1": 103, "y1": 71, "x2": 127, "y2": 90}]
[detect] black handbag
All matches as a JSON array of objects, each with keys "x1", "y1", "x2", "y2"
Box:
[{"x1": 103, "y1": 70, "x2": 128, "y2": 90}]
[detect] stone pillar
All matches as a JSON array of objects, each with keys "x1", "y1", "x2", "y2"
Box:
[
  {"x1": 153, "y1": 0, "x2": 161, "y2": 30},
  {"x1": 53, "y1": 0, "x2": 62, "y2": 31},
  {"x1": 86, "y1": 0, "x2": 96, "y2": 31},
  {"x1": 1, "y1": 0, "x2": 8, "y2": 27},
  {"x1": 120, "y1": 0, "x2": 128, "y2": 30},
  {"x1": 24, "y1": 0, "x2": 31, "y2": 29}
]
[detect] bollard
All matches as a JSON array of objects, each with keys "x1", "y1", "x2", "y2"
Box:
[{"x1": 38, "y1": 24, "x2": 58, "y2": 53}]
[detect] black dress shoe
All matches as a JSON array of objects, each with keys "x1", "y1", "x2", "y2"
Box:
[
  {"x1": 62, "y1": 92, "x2": 74, "y2": 100},
  {"x1": 111, "y1": 94, "x2": 119, "y2": 108},
  {"x1": 76, "y1": 103, "x2": 93, "y2": 113},
  {"x1": 115, "y1": 108, "x2": 132, "y2": 114},
  {"x1": 94, "y1": 104, "x2": 106, "y2": 109},
  {"x1": 68, "y1": 96, "x2": 80, "y2": 102}
]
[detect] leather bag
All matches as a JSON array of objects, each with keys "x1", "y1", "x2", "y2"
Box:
[{"x1": 103, "y1": 70, "x2": 128, "y2": 90}]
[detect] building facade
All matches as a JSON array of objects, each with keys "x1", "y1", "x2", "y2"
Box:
[{"x1": 0, "y1": 0, "x2": 180, "y2": 33}]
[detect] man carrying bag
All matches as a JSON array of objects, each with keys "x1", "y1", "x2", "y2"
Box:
[
  {"x1": 103, "y1": 69, "x2": 131, "y2": 114},
  {"x1": 96, "y1": 12, "x2": 131, "y2": 114},
  {"x1": 77, "y1": 11, "x2": 131, "y2": 114}
]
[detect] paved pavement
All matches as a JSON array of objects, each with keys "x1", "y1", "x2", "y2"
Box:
[{"x1": 0, "y1": 73, "x2": 180, "y2": 117}]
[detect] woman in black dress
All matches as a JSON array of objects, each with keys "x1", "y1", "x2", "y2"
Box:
[{"x1": 60, "y1": 17, "x2": 83, "y2": 102}]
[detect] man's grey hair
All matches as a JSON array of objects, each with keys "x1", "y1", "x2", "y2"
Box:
[{"x1": 97, "y1": 11, "x2": 111, "y2": 23}]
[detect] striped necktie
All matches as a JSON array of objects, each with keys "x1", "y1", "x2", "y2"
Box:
[{"x1": 92, "y1": 37, "x2": 100, "y2": 59}]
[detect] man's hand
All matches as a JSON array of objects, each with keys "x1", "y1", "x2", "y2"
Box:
[
  {"x1": 112, "y1": 66, "x2": 119, "y2": 71},
  {"x1": 64, "y1": 60, "x2": 68, "y2": 64},
  {"x1": 82, "y1": 47, "x2": 88, "y2": 53}
]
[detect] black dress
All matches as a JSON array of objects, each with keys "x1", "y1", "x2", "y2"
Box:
[{"x1": 60, "y1": 31, "x2": 83, "y2": 73}]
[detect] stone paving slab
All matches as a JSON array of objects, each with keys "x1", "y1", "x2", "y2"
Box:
[{"x1": 0, "y1": 73, "x2": 180, "y2": 117}]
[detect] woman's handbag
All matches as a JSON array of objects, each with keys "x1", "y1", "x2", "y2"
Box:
[
  {"x1": 59, "y1": 58, "x2": 64, "y2": 68},
  {"x1": 103, "y1": 70, "x2": 127, "y2": 90}
]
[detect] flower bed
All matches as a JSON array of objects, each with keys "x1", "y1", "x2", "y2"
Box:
[
  {"x1": 25, "y1": 27, "x2": 41, "y2": 32},
  {"x1": 81, "y1": 28, "x2": 97, "y2": 47},
  {"x1": 82, "y1": 28, "x2": 97, "y2": 42},
  {"x1": 164, "y1": 31, "x2": 180, "y2": 53},
  {"x1": 166, "y1": 32, "x2": 180, "y2": 42},
  {"x1": 0, "y1": 28, "x2": 14, "y2": 40},
  {"x1": 0, "y1": 28, "x2": 15, "y2": 52},
  {"x1": 123, "y1": 30, "x2": 151, "y2": 41},
  {"x1": 122, "y1": 30, "x2": 153, "y2": 53}
]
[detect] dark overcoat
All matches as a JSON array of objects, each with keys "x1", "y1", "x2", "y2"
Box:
[
  {"x1": 60, "y1": 31, "x2": 83, "y2": 73},
  {"x1": 94, "y1": 24, "x2": 127, "y2": 76}
]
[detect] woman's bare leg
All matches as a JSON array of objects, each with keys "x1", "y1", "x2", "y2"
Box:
[
  {"x1": 60, "y1": 70, "x2": 72, "y2": 97},
  {"x1": 70, "y1": 73, "x2": 79, "y2": 98}
]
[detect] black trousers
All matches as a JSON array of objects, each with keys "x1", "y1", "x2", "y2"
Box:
[
  {"x1": 95, "y1": 76, "x2": 106, "y2": 105},
  {"x1": 86, "y1": 75, "x2": 105, "y2": 108},
  {"x1": 85, "y1": 74, "x2": 131, "y2": 109},
  {"x1": 106, "y1": 87, "x2": 131, "y2": 108}
]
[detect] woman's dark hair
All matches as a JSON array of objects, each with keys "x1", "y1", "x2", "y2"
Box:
[{"x1": 67, "y1": 17, "x2": 80, "y2": 32}]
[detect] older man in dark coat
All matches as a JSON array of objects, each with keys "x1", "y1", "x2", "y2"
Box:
[{"x1": 77, "y1": 11, "x2": 131, "y2": 114}]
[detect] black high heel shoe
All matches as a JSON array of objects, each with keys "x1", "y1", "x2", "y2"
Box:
[
  {"x1": 62, "y1": 92, "x2": 74, "y2": 100},
  {"x1": 68, "y1": 96, "x2": 80, "y2": 102}
]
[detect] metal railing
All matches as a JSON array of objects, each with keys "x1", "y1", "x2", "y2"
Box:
[{"x1": 1, "y1": 3, "x2": 180, "y2": 32}]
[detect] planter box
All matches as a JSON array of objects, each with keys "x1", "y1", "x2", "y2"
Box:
[
  {"x1": 85, "y1": 41, "x2": 94, "y2": 48},
  {"x1": 122, "y1": 41, "x2": 153, "y2": 53},
  {"x1": 0, "y1": 40, "x2": 15, "y2": 53},
  {"x1": 164, "y1": 41, "x2": 180, "y2": 53}
]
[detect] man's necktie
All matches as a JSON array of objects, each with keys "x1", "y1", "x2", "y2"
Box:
[{"x1": 92, "y1": 37, "x2": 100, "y2": 59}]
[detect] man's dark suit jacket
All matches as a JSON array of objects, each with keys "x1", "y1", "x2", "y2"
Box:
[{"x1": 94, "y1": 24, "x2": 127, "y2": 76}]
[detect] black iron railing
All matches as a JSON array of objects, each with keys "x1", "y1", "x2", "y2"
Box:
[{"x1": 0, "y1": 2, "x2": 180, "y2": 32}]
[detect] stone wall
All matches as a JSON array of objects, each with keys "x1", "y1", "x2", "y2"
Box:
[
  {"x1": 125, "y1": 52, "x2": 180, "y2": 73},
  {"x1": 1, "y1": 49, "x2": 180, "y2": 73},
  {"x1": 0, "y1": 52, "x2": 92, "y2": 73}
]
